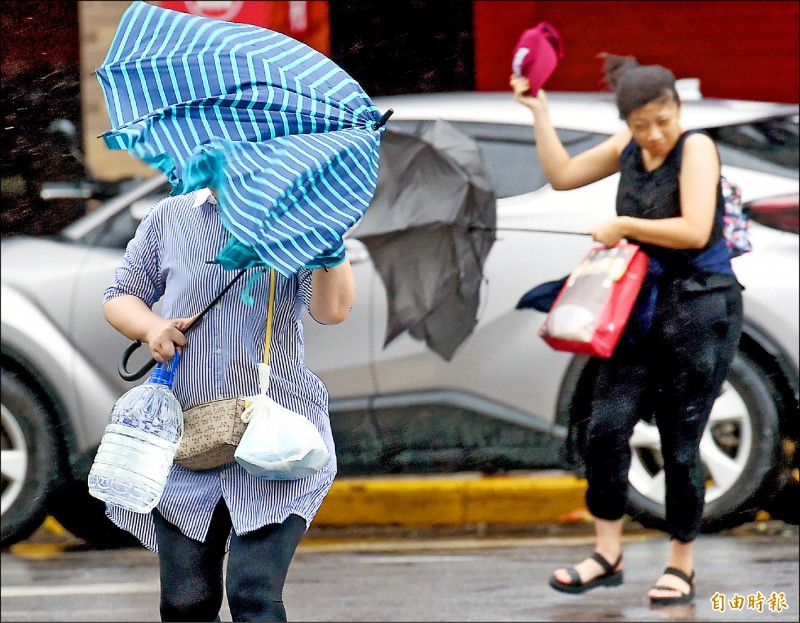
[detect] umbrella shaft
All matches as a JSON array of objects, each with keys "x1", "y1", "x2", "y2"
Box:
[
  {"x1": 184, "y1": 268, "x2": 248, "y2": 333},
  {"x1": 469, "y1": 226, "x2": 591, "y2": 236}
]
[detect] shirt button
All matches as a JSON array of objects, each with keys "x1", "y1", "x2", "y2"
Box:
[
  {"x1": 215, "y1": 348, "x2": 222, "y2": 355},
  {"x1": 215, "y1": 303, "x2": 222, "y2": 310}
]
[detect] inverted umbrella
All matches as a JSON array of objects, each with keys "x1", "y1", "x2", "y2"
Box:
[
  {"x1": 96, "y1": 0, "x2": 391, "y2": 277},
  {"x1": 353, "y1": 120, "x2": 497, "y2": 361}
]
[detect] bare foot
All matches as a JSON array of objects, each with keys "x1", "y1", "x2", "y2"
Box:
[{"x1": 648, "y1": 568, "x2": 694, "y2": 600}]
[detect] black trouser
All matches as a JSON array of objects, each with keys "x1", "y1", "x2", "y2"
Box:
[
  {"x1": 584, "y1": 276, "x2": 743, "y2": 542},
  {"x1": 153, "y1": 499, "x2": 307, "y2": 622}
]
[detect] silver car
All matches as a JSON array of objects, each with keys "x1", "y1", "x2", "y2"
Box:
[{"x1": 2, "y1": 89, "x2": 798, "y2": 548}]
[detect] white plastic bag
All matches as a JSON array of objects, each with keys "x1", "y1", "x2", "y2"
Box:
[{"x1": 234, "y1": 363, "x2": 330, "y2": 480}]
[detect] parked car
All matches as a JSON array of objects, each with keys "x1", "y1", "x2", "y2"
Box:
[{"x1": 2, "y1": 89, "x2": 798, "y2": 548}]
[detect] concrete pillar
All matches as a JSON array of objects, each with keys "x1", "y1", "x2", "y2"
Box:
[{"x1": 78, "y1": 1, "x2": 155, "y2": 181}]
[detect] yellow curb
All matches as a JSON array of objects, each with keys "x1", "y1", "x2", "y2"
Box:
[
  {"x1": 8, "y1": 542, "x2": 67, "y2": 558},
  {"x1": 315, "y1": 475, "x2": 588, "y2": 527},
  {"x1": 43, "y1": 516, "x2": 68, "y2": 535}
]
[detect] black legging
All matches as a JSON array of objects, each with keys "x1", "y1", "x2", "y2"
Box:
[
  {"x1": 584, "y1": 277, "x2": 742, "y2": 542},
  {"x1": 153, "y1": 499, "x2": 307, "y2": 622}
]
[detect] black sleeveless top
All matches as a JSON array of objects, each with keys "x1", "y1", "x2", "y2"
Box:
[{"x1": 616, "y1": 130, "x2": 724, "y2": 267}]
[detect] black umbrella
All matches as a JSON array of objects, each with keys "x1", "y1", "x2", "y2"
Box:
[{"x1": 353, "y1": 119, "x2": 497, "y2": 361}]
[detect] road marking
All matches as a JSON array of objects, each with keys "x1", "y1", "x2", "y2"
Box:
[
  {"x1": 354, "y1": 554, "x2": 483, "y2": 564},
  {"x1": 297, "y1": 533, "x2": 657, "y2": 554},
  {"x1": 1, "y1": 582, "x2": 159, "y2": 597}
]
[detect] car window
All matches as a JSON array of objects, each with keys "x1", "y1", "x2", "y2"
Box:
[
  {"x1": 78, "y1": 184, "x2": 171, "y2": 249},
  {"x1": 387, "y1": 120, "x2": 608, "y2": 198},
  {"x1": 708, "y1": 115, "x2": 799, "y2": 176},
  {"x1": 81, "y1": 206, "x2": 141, "y2": 249}
]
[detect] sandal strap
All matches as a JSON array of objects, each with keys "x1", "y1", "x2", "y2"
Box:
[
  {"x1": 591, "y1": 551, "x2": 622, "y2": 574},
  {"x1": 663, "y1": 566, "x2": 695, "y2": 585}
]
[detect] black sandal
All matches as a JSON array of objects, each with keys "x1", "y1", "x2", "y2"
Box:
[
  {"x1": 548, "y1": 551, "x2": 623, "y2": 594},
  {"x1": 649, "y1": 566, "x2": 695, "y2": 606}
]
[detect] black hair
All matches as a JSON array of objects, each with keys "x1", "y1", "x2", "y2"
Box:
[{"x1": 599, "y1": 53, "x2": 681, "y2": 120}]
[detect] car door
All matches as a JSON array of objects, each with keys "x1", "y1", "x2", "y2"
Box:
[
  {"x1": 302, "y1": 236, "x2": 380, "y2": 407},
  {"x1": 68, "y1": 189, "x2": 170, "y2": 444}
]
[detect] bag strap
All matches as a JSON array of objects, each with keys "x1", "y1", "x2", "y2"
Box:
[{"x1": 263, "y1": 269, "x2": 277, "y2": 365}]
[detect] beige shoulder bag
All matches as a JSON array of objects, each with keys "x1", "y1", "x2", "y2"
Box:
[{"x1": 174, "y1": 269, "x2": 277, "y2": 470}]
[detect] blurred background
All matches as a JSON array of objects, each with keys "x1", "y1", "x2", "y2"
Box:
[{"x1": 2, "y1": 0, "x2": 798, "y2": 237}]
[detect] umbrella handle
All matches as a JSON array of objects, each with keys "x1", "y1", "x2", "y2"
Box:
[
  {"x1": 373, "y1": 108, "x2": 394, "y2": 130},
  {"x1": 116, "y1": 269, "x2": 248, "y2": 381},
  {"x1": 118, "y1": 340, "x2": 157, "y2": 381}
]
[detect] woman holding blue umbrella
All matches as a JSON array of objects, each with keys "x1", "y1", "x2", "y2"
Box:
[{"x1": 94, "y1": 2, "x2": 388, "y2": 620}]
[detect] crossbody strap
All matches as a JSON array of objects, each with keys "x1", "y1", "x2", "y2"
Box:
[{"x1": 263, "y1": 269, "x2": 277, "y2": 365}]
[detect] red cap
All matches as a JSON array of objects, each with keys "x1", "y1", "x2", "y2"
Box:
[{"x1": 511, "y1": 22, "x2": 564, "y2": 95}]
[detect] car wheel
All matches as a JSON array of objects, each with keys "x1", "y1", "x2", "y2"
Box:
[
  {"x1": 625, "y1": 353, "x2": 785, "y2": 532},
  {"x1": 1, "y1": 369, "x2": 61, "y2": 548}
]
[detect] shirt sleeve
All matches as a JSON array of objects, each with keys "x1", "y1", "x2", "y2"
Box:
[
  {"x1": 297, "y1": 268, "x2": 313, "y2": 311},
  {"x1": 103, "y1": 202, "x2": 166, "y2": 308}
]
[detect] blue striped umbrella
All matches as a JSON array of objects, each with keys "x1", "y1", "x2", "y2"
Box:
[{"x1": 96, "y1": 0, "x2": 390, "y2": 276}]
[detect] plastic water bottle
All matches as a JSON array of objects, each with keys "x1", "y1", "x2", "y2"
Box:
[{"x1": 88, "y1": 351, "x2": 183, "y2": 513}]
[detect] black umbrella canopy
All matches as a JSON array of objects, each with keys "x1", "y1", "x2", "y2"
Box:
[{"x1": 353, "y1": 119, "x2": 497, "y2": 361}]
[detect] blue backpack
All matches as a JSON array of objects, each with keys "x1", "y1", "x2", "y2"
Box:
[{"x1": 721, "y1": 175, "x2": 752, "y2": 258}]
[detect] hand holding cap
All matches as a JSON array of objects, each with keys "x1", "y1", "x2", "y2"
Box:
[{"x1": 511, "y1": 22, "x2": 564, "y2": 95}]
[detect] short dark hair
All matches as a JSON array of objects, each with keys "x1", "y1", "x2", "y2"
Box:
[{"x1": 599, "y1": 53, "x2": 680, "y2": 120}]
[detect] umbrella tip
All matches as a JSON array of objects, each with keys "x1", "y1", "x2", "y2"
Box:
[{"x1": 372, "y1": 108, "x2": 394, "y2": 130}]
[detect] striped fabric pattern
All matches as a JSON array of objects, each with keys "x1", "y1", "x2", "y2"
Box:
[
  {"x1": 96, "y1": 0, "x2": 385, "y2": 277},
  {"x1": 103, "y1": 190, "x2": 336, "y2": 552}
]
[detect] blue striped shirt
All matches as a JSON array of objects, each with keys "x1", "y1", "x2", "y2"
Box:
[{"x1": 102, "y1": 189, "x2": 336, "y2": 552}]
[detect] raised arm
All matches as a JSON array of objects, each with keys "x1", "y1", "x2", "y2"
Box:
[{"x1": 510, "y1": 76, "x2": 629, "y2": 190}]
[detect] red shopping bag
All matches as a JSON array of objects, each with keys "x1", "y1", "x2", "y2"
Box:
[{"x1": 539, "y1": 242, "x2": 649, "y2": 358}]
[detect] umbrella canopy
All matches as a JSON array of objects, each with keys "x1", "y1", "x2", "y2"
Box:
[
  {"x1": 96, "y1": 0, "x2": 389, "y2": 276},
  {"x1": 353, "y1": 120, "x2": 497, "y2": 361}
]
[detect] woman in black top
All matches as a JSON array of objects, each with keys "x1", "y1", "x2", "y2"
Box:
[{"x1": 510, "y1": 55, "x2": 743, "y2": 606}]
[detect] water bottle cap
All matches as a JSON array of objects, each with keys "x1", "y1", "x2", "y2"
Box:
[
  {"x1": 149, "y1": 366, "x2": 172, "y2": 386},
  {"x1": 148, "y1": 350, "x2": 180, "y2": 387}
]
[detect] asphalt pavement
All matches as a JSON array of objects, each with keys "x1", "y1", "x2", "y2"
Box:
[
  {"x1": 4, "y1": 521, "x2": 798, "y2": 622},
  {"x1": 6, "y1": 470, "x2": 798, "y2": 622}
]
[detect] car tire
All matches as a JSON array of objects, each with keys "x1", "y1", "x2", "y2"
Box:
[
  {"x1": 762, "y1": 474, "x2": 800, "y2": 525},
  {"x1": 47, "y1": 480, "x2": 140, "y2": 549},
  {"x1": 1, "y1": 369, "x2": 61, "y2": 548},
  {"x1": 624, "y1": 353, "x2": 785, "y2": 533}
]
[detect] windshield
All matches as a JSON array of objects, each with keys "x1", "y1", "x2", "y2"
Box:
[
  {"x1": 709, "y1": 115, "x2": 799, "y2": 176},
  {"x1": 386, "y1": 120, "x2": 607, "y2": 198}
]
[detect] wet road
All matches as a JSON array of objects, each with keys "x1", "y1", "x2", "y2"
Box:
[{"x1": 2, "y1": 523, "x2": 797, "y2": 622}]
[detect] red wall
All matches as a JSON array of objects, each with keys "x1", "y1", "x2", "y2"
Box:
[
  {"x1": 474, "y1": 1, "x2": 799, "y2": 103},
  {"x1": 157, "y1": 1, "x2": 331, "y2": 55}
]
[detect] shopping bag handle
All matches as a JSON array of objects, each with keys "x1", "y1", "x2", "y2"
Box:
[{"x1": 118, "y1": 268, "x2": 248, "y2": 381}]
